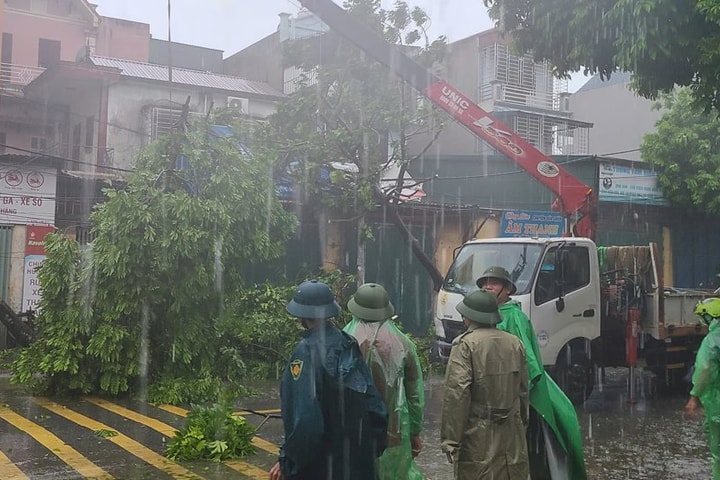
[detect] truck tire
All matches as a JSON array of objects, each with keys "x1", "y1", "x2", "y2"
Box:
[{"x1": 551, "y1": 347, "x2": 594, "y2": 405}]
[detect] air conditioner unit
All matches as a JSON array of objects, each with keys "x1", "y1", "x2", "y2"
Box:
[
  {"x1": 493, "y1": 83, "x2": 504, "y2": 101},
  {"x1": 561, "y1": 96, "x2": 571, "y2": 112},
  {"x1": 227, "y1": 96, "x2": 249, "y2": 113}
]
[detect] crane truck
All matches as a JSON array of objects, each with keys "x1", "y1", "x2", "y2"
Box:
[{"x1": 297, "y1": 0, "x2": 713, "y2": 403}]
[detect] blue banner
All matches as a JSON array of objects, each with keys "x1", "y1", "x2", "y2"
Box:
[{"x1": 500, "y1": 210, "x2": 565, "y2": 238}]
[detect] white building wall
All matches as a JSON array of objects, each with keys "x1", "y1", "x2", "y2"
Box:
[{"x1": 105, "y1": 81, "x2": 277, "y2": 171}]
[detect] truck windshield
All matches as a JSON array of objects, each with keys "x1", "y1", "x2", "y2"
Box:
[{"x1": 443, "y1": 243, "x2": 544, "y2": 295}]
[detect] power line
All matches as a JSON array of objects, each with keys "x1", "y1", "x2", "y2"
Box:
[
  {"x1": 430, "y1": 149, "x2": 653, "y2": 182},
  {"x1": 431, "y1": 155, "x2": 597, "y2": 181},
  {"x1": 601, "y1": 147, "x2": 643, "y2": 156},
  {"x1": 0, "y1": 143, "x2": 135, "y2": 173}
]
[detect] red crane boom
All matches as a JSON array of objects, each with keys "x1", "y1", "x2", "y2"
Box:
[{"x1": 298, "y1": 0, "x2": 597, "y2": 239}]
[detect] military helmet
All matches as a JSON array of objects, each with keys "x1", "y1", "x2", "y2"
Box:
[
  {"x1": 286, "y1": 280, "x2": 341, "y2": 319},
  {"x1": 694, "y1": 297, "x2": 720, "y2": 325},
  {"x1": 456, "y1": 289, "x2": 502, "y2": 325},
  {"x1": 347, "y1": 283, "x2": 395, "y2": 322},
  {"x1": 476, "y1": 265, "x2": 517, "y2": 295}
]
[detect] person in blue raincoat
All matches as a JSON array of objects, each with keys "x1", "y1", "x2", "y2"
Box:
[
  {"x1": 477, "y1": 266, "x2": 586, "y2": 480},
  {"x1": 685, "y1": 297, "x2": 720, "y2": 480},
  {"x1": 269, "y1": 280, "x2": 388, "y2": 480},
  {"x1": 344, "y1": 283, "x2": 425, "y2": 480}
]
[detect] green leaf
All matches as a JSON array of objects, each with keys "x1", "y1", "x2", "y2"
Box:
[{"x1": 94, "y1": 429, "x2": 118, "y2": 438}]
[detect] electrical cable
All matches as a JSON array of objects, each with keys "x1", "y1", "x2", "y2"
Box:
[{"x1": 0, "y1": 143, "x2": 134, "y2": 173}]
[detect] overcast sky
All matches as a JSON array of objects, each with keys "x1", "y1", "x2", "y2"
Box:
[{"x1": 91, "y1": 0, "x2": 590, "y2": 91}]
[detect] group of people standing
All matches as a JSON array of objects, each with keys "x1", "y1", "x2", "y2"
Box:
[
  {"x1": 268, "y1": 279, "x2": 425, "y2": 480},
  {"x1": 442, "y1": 267, "x2": 585, "y2": 479},
  {"x1": 269, "y1": 266, "x2": 587, "y2": 480}
]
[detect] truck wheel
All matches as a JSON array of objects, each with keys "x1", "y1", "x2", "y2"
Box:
[{"x1": 552, "y1": 348, "x2": 594, "y2": 405}]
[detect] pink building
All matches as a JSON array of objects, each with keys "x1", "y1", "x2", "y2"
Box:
[
  {"x1": 2, "y1": 0, "x2": 149, "y2": 71},
  {"x1": 0, "y1": 1, "x2": 283, "y2": 340},
  {"x1": 0, "y1": 0, "x2": 150, "y2": 158}
]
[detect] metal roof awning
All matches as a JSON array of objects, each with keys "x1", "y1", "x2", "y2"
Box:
[
  {"x1": 61, "y1": 170, "x2": 123, "y2": 181},
  {"x1": 89, "y1": 56, "x2": 286, "y2": 99}
]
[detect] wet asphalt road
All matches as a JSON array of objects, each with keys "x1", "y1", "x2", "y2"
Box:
[
  {"x1": 0, "y1": 367, "x2": 713, "y2": 479},
  {"x1": 418, "y1": 368, "x2": 712, "y2": 480},
  {"x1": 251, "y1": 368, "x2": 714, "y2": 479}
]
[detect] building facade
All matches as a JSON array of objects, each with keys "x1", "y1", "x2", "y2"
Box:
[
  {"x1": 420, "y1": 29, "x2": 592, "y2": 159},
  {"x1": 23, "y1": 56, "x2": 284, "y2": 172},
  {"x1": 0, "y1": 1, "x2": 285, "y2": 346}
]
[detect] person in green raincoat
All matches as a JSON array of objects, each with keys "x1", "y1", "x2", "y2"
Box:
[
  {"x1": 344, "y1": 283, "x2": 425, "y2": 480},
  {"x1": 685, "y1": 297, "x2": 720, "y2": 479},
  {"x1": 477, "y1": 266, "x2": 587, "y2": 480}
]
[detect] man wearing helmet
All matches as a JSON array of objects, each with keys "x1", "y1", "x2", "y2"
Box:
[
  {"x1": 441, "y1": 289, "x2": 529, "y2": 479},
  {"x1": 344, "y1": 283, "x2": 425, "y2": 480},
  {"x1": 269, "y1": 280, "x2": 388, "y2": 480},
  {"x1": 685, "y1": 297, "x2": 720, "y2": 479},
  {"x1": 477, "y1": 266, "x2": 586, "y2": 480}
]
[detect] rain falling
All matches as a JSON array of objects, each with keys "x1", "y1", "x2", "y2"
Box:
[{"x1": 0, "y1": 0, "x2": 718, "y2": 479}]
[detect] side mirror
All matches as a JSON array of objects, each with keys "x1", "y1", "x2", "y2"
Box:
[{"x1": 556, "y1": 297, "x2": 565, "y2": 312}]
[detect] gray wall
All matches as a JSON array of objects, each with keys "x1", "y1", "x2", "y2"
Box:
[
  {"x1": 408, "y1": 33, "x2": 489, "y2": 158},
  {"x1": 224, "y1": 32, "x2": 284, "y2": 91},
  {"x1": 150, "y1": 39, "x2": 224, "y2": 73},
  {"x1": 571, "y1": 75, "x2": 663, "y2": 161}
]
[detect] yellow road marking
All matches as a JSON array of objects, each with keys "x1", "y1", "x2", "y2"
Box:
[
  {"x1": 249, "y1": 436, "x2": 279, "y2": 455},
  {"x1": 0, "y1": 405, "x2": 112, "y2": 479},
  {"x1": 0, "y1": 449, "x2": 30, "y2": 480},
  {"x1": 225, "y1": 459, "x2": 270, "y2": 476},
  {"x1": 156, "y1": 404, "x2": 189, "y2": 417},
  {"x1": 86, "y1": 397, "x2": 273, "y2": 477},
  {"x1": 34, "y1": 398, "x2": 202, "y2": 480},
  {"x1": 85, "y1": 397, "x2": 176, "y2": 437},
  {"x1": 156, "y1": 403, "x2": 279, "y2": 454}
]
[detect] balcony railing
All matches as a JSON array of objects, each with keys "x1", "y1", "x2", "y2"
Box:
[
  {"x1": 0, "y1": 63, "x2": 45, "y2": 89},
  {"x1": 480, "y1": 82, "x2": 565, "y2": 111}
]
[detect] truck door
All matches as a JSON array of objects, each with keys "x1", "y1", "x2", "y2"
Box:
[{"x1": 530, "y1": 242, "x2": 597, "y2": 366}]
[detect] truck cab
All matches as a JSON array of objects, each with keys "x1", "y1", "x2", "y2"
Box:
[{"x1": 435, "y1": 237, "x2": 600, "y2": 403}]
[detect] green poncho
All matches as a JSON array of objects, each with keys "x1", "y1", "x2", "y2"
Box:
[
  {"x1": 344, "y1": 317, "x2": 425, "y2": 480},
  {"x1": 498, "y1": 300, "x2": 587, "y2": 480},
  {"x1": 690, "y1": 318, "x2": 720, "y2": 479},
  {"x1": 691, "y1": 319, "x2": 720, "y2": 421}
]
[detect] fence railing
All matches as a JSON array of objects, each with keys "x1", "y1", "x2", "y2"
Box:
[{"x1": 0, "y1": 63, "x2": 45, "y2": 88}]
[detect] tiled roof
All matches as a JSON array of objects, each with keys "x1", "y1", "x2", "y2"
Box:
[{"x1": 89, "y1": 56, "x2": 284, "y2": 98}]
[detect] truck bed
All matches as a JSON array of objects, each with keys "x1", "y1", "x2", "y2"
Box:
[{"x1": 644, "y1": 287, "x2": 714, "y2": 339}]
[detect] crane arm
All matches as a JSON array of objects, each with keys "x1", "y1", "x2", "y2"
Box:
[{"x1": 298, "y1": 0, "x2": 597, "y2": 239}]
